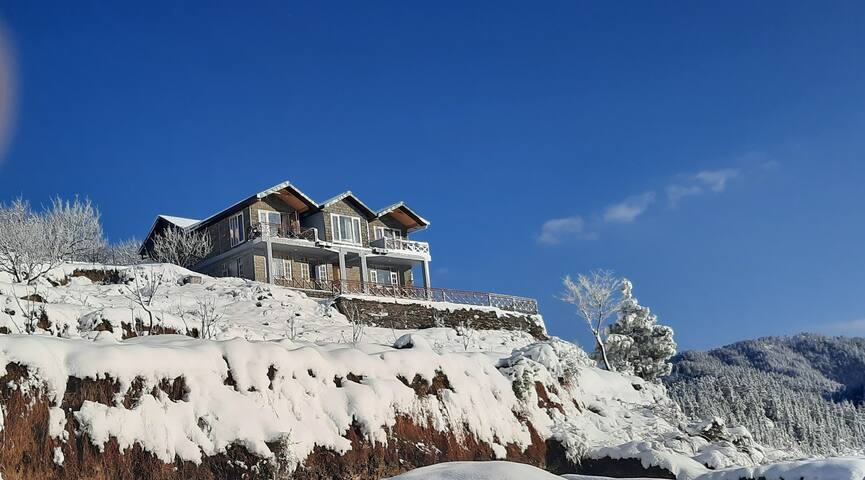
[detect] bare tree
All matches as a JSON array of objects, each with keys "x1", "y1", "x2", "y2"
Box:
[
  {"x1": 0, "y1": 197, "x2": 105, "y2": 283},
  {"x1": 195, "y1": 296, "x2": 222, "y2": 339},
  {"x1": 45, "y1": 196, "x2": 105, "y2": 262},
  {"x1": 104, "y1": 238, "x2": 144, "y2": 266},
  {"x1": 0, "y1": 199, "x2": 40, "y2": 283},
  {"x1": 561, "y1": 269, "x2": 623, "y2": 371},
  {"x1": 151, "y1": 228, "x2": 212, "y2": 269},
  {"x1": 10, "y1": 285, "x2": 44, "y2": 334},
  {"x1": 283, "y1": 308, "x2": 302, "y2": 341},
  {"x1": 342, "y1": 303, "x2": 365, "y2": 346},
  {"x1": 123, "y1": 266, "x2": 164, "y2": 333},
  {"x1": 455, "y1": 315, "x2": 476, "y2": 351}
]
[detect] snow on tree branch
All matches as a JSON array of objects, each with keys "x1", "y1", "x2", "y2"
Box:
[
  {"x1": 561, "y1": 269, "x2": 622, "y2": 371},
  {"x1": 604, "y1": 278, "x2": 677, "y2": 382},
  {"x1": 150, "y1": 227, "x2": 212, "y2": 269}
]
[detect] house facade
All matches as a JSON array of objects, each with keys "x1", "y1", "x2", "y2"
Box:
[{"x1": 140, "y1": 181, "x2": 432, "y2": 293}]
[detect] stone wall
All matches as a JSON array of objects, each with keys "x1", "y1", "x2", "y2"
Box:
[{"x1": 334, "y1": 296, "x2": 547, "y2": 339}]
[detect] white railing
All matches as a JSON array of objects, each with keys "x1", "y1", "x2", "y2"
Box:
[
  {"x1": 252, "y1": 223, "x2": 318, "y2": 242},
  {"x1": 370, "y1": 237, "x2": 430, "y2": 254}
]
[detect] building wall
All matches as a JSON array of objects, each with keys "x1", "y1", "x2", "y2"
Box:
[
  {"x1": 248, "y1": 197, "x2": 297, "y2": 229},
  {"x1": 368, "y1": 216, "x2": 409, "y2": 240},
  {"x1": 320, "y1": 199, "x2": 373, "y2": 246}
]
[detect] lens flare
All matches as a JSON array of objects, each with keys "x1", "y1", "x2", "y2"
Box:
[{"x1": 0, "y1": 19, "x2": 17, "y2": 167}]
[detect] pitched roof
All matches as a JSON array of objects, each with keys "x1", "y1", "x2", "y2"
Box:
[
  {"x1": 376, "y1": 201, "x2": 430, "y2": 232},
  {"x1": 157, "y1": 215, "x2": 200, "y2": 229},
  {"x1": 319, "y1": 191, "x2": 377, "y2": 218}
]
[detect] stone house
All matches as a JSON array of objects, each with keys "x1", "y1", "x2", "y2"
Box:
[{"x1": 140, "y1": 181, "x2": 432, "y2": 293}]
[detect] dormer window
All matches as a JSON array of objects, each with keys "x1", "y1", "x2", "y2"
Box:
[{"x1": 331, "y1": 214, "x2": 362, "y2": 245}]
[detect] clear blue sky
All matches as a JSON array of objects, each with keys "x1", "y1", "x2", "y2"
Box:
[{"x1": 0, "y1": 2, "x2": 863, "y2": 350}]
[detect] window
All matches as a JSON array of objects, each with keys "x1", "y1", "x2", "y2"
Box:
[
  {"x1": 316, "y1": 264, "x2": 328, "y2": 282},
  {"x1": 331, "y1": 214, "x2": 362, "y2": 244},
  {"x1": 221, "y1": 263, "x2": 229, "y2": 277},
  {"x1": 374, "y1": 227, "x2": 402, "y2": 240},
  {"x1": 272, "y1": 258, "x2": 291, "y2": 279},
  {"x1": 389, "y1": 271, "x2": 399, "y2": 286},
  {"x1": 300, "y1": 263, "x2": 310, "y2": 280},
  {"x1": 369, "y1": 269, "x2": 378, "y2": 284},
  {"x1": 370, "y1": 268, "x2": 398, "y2": 285},
  {"x1": 258, "y1": 210, "x2": 283, "y2": 237},
  {"x1": 227, "y1": 260, "x2": 237, "y2": 276},
  {"x1": 229, "y1": 213, "x2": 245, "y2": 247},
  {"x1": 236, "y1": 258, "x2": 244, "y2": 278}
]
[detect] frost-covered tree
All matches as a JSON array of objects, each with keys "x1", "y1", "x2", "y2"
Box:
[
  {"x1": 561, "y1": 270, "x2": 622, "y2": 370},
  {"x1": 0, "y1": 197, "x2": 104, "y2": 283},
  {"x1": 150, "y1": 227, "x2": 211, "y2": 268},
  {"x1": 45, "y1": 196, "x2": 105, "y2": 262},
  {"x1": 603, "y1": 279, "x2": 676, "y2": 382},
  {"x1": 103, "y1": 238, "x2": 144, "y2": 266}
]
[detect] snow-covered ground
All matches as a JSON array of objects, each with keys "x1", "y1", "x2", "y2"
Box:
[
  {"x1": 0, "y1": 262, "x2": 535, "y2": 353},
  {"x1": 0, "y1": 262, "x2": 861, "y2": 480},
  {"x1": 387, "y1": 461, "x2": 564, "y2": 479}
]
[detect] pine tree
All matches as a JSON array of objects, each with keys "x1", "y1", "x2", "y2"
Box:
[{"x1": 602, "y1": 279, "x2": 677, "y2": 382}]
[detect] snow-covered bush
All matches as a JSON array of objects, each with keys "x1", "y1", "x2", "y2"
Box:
[
  {"x1": 150, "y1": 227, "x2": 212, "y2": 268},
  {"x1": 603, "y1": 279, "x2": 676, "y2": 382},
  {"x1": 499, "y1": 338, "x2": 592, "y2": 389}
]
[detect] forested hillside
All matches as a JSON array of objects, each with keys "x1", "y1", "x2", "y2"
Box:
[{"x1": 666, "y1": 333, "x2": 865, "y2": 456}]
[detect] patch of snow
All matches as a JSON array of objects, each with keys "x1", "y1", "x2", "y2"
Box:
[{"x1": 386, "y1": 461, "x2": 562, "y2": 479}]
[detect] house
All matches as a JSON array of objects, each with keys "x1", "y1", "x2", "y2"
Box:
[{"x1": 140, "y1": 181, "x2": 432, "y2": 293}]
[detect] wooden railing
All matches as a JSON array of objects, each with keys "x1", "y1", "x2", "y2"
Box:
[
  {"x1": 250, "y1": 223, "x2": 318, "y2": 242},
  {"x1": 369, "y1": 237, "x2": 430, "y2": 254},
  {"x1": 275, "y1": 278, "x2": 538, "y2": 314}
]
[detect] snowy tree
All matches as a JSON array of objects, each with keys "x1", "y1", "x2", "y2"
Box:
[
  {"x1": 0, "y1": 197, "x2": 105, "y2": 283},
  {"x1": 123, "y1": 266, "x2": 164, "y2": 333},
  {"x1": 603, "y1": 279, "x2": 676, "y2": 382},
  {"x1": 45, "y1": 196, "x2": 105, "y2": 262},
  {"x1": 103, "y1": 238, "x2": 144, "y2": 266},
  {"x1": 150, "y1": 227, "x2": 212, "y2": 268},
  {"x1": 561, "y1": 270, "x2": 622, "y2": 370}
]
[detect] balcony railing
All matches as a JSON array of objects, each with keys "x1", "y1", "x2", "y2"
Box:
[
  {"x1": 275, "y1": 278, "x2": 538, "y2": 314},
  {"x1": 370, "y1": 237, "x2": 430, "y2": 255},
  {"x1": 250, "y1": 223, "x2": 318, "y2": 242}
]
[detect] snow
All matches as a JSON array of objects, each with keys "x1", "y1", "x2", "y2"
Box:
[
  {"x1": 386, "y1": 461, "x2": 563, "y2": 479},
  {"x1": 157, "y1": 215, "x2": 200, "y2": 229},
  {"x1": 698, "y1": 457, "x2": 865, "y2": 480},
  {"x1": 0, "y1": 261, "x2": 856, "y2": 478}
]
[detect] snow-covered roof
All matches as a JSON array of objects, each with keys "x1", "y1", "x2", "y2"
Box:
[
  {"x1": 157, "y1": 215, "x2": 200, "y2": 229},
  {"x1": 376, "y1": 201, "x2": 430, "y2": 230},
  {"x1": 318, "y1": 191, "x2": 377, "y2": 218}
]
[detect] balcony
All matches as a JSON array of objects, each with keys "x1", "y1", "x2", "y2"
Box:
[
  {"x1": 370, "y1": 237, "x2": 430, "y2": 255},
  {"x1": 250, "y1": 222, "x2": 318, "y2": 242}
]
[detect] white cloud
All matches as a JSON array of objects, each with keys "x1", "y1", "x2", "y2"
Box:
[
  {"x1": 603, "y1": 191, "x2": 655, "y2": 223},
  {"x1": 537, "y1": 215, "x2": 597, "y2": 244},
  {"x1": 694, "y1": 168, "x2": 739, "y2": 192},
  {"x1": 664, "y1": 168, "x2": 741, "y2": 207},
  {"x1": 666, "y1": 184, "x2": 703, "y2": 207}
]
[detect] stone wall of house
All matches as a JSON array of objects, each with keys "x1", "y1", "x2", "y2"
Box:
[
  {"x1": 320, "y1": 199, "x2": 373, "y2": 245},
  {"x1": 334, "y1": 296, "x2": 547, "y2": 339}
]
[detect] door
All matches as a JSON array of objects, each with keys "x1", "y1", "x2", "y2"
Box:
[{"x1": 258, "y1": 210, "x2": 283, "y2": 237}]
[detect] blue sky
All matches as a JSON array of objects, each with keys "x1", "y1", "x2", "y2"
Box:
[{"x1": 0, "y1": 2, "x2": 864, "y2": 350}]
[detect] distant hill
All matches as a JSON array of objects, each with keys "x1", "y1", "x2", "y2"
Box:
[{"x1": 665, "y1": 333, "x2": 865, "y2": 456}]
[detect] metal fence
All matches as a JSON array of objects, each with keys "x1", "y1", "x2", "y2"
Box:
[{"x1": 274, "y1": 278, "x2": 539, "y2": 314}]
